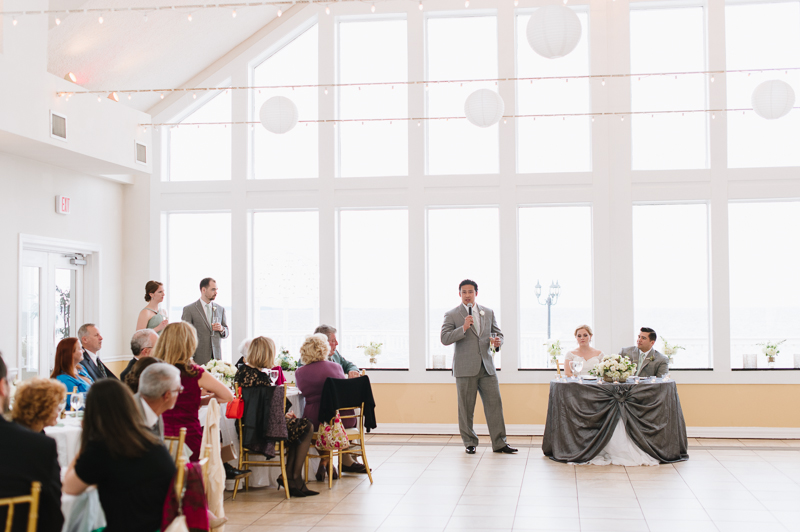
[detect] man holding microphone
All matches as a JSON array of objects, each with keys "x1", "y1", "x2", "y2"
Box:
[{"x1": 441, "y1": 279, "x2": 516, "y2": 455}]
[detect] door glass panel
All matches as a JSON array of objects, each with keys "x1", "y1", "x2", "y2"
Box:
[
  {"x1": 55, "y1": 268, "x2": 75, "y2": 342},
  {"x1": 20, "y1": 266, "x2": 40, "y2": 379}
]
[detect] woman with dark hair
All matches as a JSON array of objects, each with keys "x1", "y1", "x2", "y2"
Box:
[
  {"x1": 50, "y1": 337, "x2": 93, "y2": 396},
  {"x1": 136, "y1": 280, "x2": 169, "y2": 334},
  {"x1": 62, "y1": 379, "x2": 176, "y2": 532},
  {"x1": 124, "y1": 357, "x2": 163, "y2": 394}
]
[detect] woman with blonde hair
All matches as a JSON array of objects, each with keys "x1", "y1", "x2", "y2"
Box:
[
  {"x1": 564, "y1": 324, "x2": 605, "y2": 377},
  {"x1": 154, "y1": 322, "x2": 233, "y2": 460},
  {"x1": 12, "y1": 378, "x2": 66, "y2": 433},
  {"x1": 235, "y1": 337, "x2": 317, "y2": 497}
]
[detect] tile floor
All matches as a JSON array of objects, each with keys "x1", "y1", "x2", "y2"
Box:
[{"x1": 222, "y1": 437, "x2": 800, "y2": 532}]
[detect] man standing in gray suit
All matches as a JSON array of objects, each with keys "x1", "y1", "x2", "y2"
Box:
[
  {"x1": 181, "y1": 278, "x2": 229, "y2": 365},
  {"x1": 134, "y1": 364, "x2": 182, "y2": 441},
  {"x1": 441, "y1": 280, "x2": 517, "y2": 455},
  {"x1": 618, "y1": 327, "x2": 669, "y2": 378}
]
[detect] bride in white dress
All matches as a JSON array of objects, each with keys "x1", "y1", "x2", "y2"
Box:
[
  {"x1": 564, "y1": 325, "x2": 603, "y2": 377},
  {"x1": 564, "y1": 325, "x2": 659, "y2": 466}
]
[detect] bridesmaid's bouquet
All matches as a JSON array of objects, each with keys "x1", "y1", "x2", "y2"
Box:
[
  {"x1": 589, "y1": 354, "x2": 636, "y2": 382},
  {"x1": 203, "y1": 359, "x2": 237, "y2": 389}
]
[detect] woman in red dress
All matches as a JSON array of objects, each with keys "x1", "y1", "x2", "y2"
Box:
[{"x1": 153, "y1": 322, "x2": 233, "y2": 460}]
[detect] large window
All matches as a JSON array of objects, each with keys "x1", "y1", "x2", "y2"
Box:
[
  {"x1": 166, "y1": 212, "x2": 232, "y2": 360},
  {"x1": 253, "y1": 25, "x2": 318, "y2": 179},
  {"x1": 252, "y1": 211, "x2": 319, "y2": 360},
  {"x1": 169, "y1": 90, "x2": 232, "y2": 181},
  {"x1": 338, "y1": 19, "x2": 408, "y2": 177},
  {"x1": 428, "y1": 208, "x2": 501, "y2": 368},
  {"x1": 633, "y1": 204, "x2": 710, "y2": 368},
  {"x1": 339, "y1": 210, "x2": 409, "y2": 368},
  {"x1": 427, "y1": 15, "x2": 499, "y2": 175},
  {"x1": 726, "y1": 3, "x2": 800, "y2": 168},
  {"x1": 729, "y1": 202, "x2": 800, "y2": 368},
  {"x1": 516, "y1": 9, "x2": 591, "y2": 173},
  {"x1": 630, "y1": 7, "x2": 708, "y2": 170},
  {"x1": 519, "y1": 206, "x2": 593, "y2": 368}
]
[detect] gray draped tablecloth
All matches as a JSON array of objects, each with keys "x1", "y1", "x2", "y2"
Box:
[{"x1": 542, "y1": 380, "x2": 689, "y2": 464}]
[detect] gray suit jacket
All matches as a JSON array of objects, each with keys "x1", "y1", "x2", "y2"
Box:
[
  {"x1": 618, "y1": 346, "x2": 669, "y2": 378},
  {"x1": 134, "y1": 392, "x2": 164, "y2": 441},
  {"x1": 441, "y1": 304, "x2": 503, "y2": 378},
  {"x1": 181, "y1": 299, "x2": 229, "y2": 365}
]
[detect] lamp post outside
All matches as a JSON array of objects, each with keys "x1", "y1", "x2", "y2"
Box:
[{"x1": 535, "y1": 280, "x2": 561, "y2": 339}]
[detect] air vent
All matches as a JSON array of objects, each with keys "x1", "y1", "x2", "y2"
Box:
[
  {"x1": 135, "y1": 142, "x2": 147, "y2": 165},
  {"x1": 50, "y1": 112, "x2": 67, "y2": 141}
]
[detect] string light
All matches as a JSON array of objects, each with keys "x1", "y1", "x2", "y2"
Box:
[
  {"x1": 98, "y1": 14, "x2": 103, "y2": 23},
  {"x1": 325, "y1": 5, "x2": 330, "y2": 14},
  {"x1": 12, "y1": 16, "x2": 17, "y2": 25},
  {"x1": 55, "y1": 17, "x2": 61, "y2": 25},
  {"x1": 465, "y1": 0, "x2": 469, "y2": 7},
  {"x1": 419, "y1": 1, "x2": 423, "y2": 9},
  {"x1": 232, "y1": 9, "x2": 237, "y2": 17},
  {"x1": 371, "y1": 2, "x2": 376, "y2": 12},
  {"x1": 188, "y1": 13, "x2": 192, "y2": 21},
  {"x1": 514, "y1": 0, "x2": 518, "y2": 5},
  {"x1": 277, "y1": 8, "x2": 282, "y2": 16},
  {"x1": 710, "y1": 74, "x2": 715, "y2": 82}
]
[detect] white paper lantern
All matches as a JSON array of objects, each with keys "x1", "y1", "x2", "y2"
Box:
[
  {"x1": 751, "y1": 80, "x2": 796, "y2": 120},
  {"x1": 526, "y1": 5, "x2": 582, "y2": 60},
  {"x1": 259, "y1": 96, "x2": 299, "y2": 134},
  {"x1": 464, "y1": 89, "x2": 505, "y2": 128}
]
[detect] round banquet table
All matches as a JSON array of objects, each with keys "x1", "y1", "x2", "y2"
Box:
[
  {"x1": 542, "y1": 378, "x2": 690, "y2": 464},
  {"x1": 44, "y1": 417, "x2": 83, "y2": 468}
]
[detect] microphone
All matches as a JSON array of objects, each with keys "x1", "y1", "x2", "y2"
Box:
[{"x1": 468, "y1": 303, "x2": 473, "y2": 316}]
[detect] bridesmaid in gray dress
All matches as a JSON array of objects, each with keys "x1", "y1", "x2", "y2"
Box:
[{"x1": 136, "y1": 281, "x2": 169, "y2": 334}]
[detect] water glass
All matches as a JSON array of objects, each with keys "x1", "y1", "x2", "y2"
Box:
[{"x1": 70, "y1": 392, "x2": 83, "y2": 414}]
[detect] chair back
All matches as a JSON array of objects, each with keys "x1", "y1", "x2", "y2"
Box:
[
  {"x1": 199, "y1": 444, "x2": 212, "y2": 495},
  {"x1": 238, "y1": 384, "x2": 288, "y2": 447},
  {"x1": 318, "y1": 376, "x2": 373, "y2": 427},
  {"x1": 62, "y1": 386, "x2": 79, "y2": 418},
  {"x1": 0, "y1": 482, "x2": 41, "y2": 532},
  {"x1": 165, "y1": 427, "x2": 187, "y2": 463}
]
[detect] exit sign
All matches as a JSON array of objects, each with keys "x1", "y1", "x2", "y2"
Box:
[{"x1": 56, "y1": 196, "x2": 71, "y2": 215}]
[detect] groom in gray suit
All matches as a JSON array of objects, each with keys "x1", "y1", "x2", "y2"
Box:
[
  {"x1": 618, "y1": 327, "x2": 669, "y2": 378},
  {"x1": 181, "y1": 278, "x2": 229, "y2": 365},
  {"x1": 441, "y1": 280, "x2": 516, "y2": 455}
]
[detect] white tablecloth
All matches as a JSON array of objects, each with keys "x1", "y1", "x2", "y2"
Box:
[
  {"x1": 61, "y1": 488, "x2": 106, "y2": 532},
  {"x1": 199, "y1": 387, "x2": 319, "y2": 489},
  {"x1": 45, "y1": 417, "x2": 83, "y2": 468}
]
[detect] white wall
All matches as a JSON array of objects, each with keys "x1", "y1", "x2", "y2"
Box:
[{"x1": 1, "y1": 152, "x2": 126, "y2": 369}]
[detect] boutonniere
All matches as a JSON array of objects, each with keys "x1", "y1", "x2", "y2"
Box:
[
  {"x1": 479, "y1": 310, "x2": 485, "y2": 316},
  {"x1": 648, "y1": 355, "x2": 654, "y2": 362}
]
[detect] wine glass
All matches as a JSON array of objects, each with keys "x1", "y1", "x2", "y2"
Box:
[
  {"x1": 70, "y1": 392, "x2": 83, "y2": 415},
  {"x1": 571, "y1": 359, "x2": 584, "y2": 382},
  {"x1": 269, "y1": 369, "x2": 279, "y2": 384},
  {"x1": 490, "y1": 333, "x2": 498, "y2": 352}
]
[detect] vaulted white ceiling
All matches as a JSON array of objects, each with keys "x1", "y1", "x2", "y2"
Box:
[{"x1": 47, "y1": 0, "x2": 280, "y2": 113}]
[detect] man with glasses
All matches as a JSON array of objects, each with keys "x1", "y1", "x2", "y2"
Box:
[
  {"x1": 134, "y1": 363, "x2": 182, "y2": 441},
  {"x1": 121, "y1": 329, "x2": 159, "y2": 382}
]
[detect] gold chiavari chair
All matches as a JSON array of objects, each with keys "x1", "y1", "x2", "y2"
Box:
[
  {"x1": 0, "y1": 482, "x2": 41, "y2": 532},
  {"x1": 232, "y1": 384, "x2": 290, "y2": 500},
  {"x1": 305, "y1": 403, "x2": 374, "y2": 489},
  {"x1": 165, "y1": 427, "x2": 187, "y2": 464}
]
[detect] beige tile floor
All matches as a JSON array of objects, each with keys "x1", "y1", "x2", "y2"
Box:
[{"x1": 222, "y1": 438, "x2": 800, "y2": 532}]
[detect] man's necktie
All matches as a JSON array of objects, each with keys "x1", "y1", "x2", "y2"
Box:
[{"x1": 97, "y1": 358, "x2": 107, "y2": 378}]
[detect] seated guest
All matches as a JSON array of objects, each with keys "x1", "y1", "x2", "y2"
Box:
[
  {"x1": 63, "y1": 380, "x2": 176, "y2": 532},
  {"x1": 50, "y1": 337, "x2": 93, "y2": 399},
  {"x1": 154, "y1": 322, "x2": 233, "y2": 461},
  {"x1": 121, "y1": 329, "x2": 158, "y2": 382},
  {"x1": 12, "y1": 378, "x2": 66, "y2": 434},
  {"x1": 299, "y1": 325, "x2": 360, "y2": 379},
  {"x1": 564, "y1": 325, "x2": 605, "y2": 377},
  {"x1": 236, "y1": 337, "x2": 286, "y2": 384},
  {"x1": 618, "y1": 327, "x2": 669, "y2": 378},
  {"x1": 296, "y1": 334, "x2": 367, "y2": 478},
  {"x1": 134, "y1": 363, "x2": 181, "y2": 441},
  {"x1": 124, "y1": 357, "x2": 163, "y2": 394},
  {"x1": 235, "y1": 336, "x2": 317, "y2": 497},
  {"x1": 78, "y1": 323, "x2": 118, "y2": 381},
  {"x1": 0, "y1": 354, "x2": 65, "y2": 532}
]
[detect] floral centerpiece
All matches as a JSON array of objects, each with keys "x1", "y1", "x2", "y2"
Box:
[
  {"x1": 358, "y1": 342, "x2": 382, "y2": 368},
  {"x1": 543, "y1": 339, "x2": 562, "y2": 367},
  {"x1": 278, "y1": 347, "x2": 297, "y2": 383},
  {"x1": 662, "y1": 337, "x2": 685, "y2": 365},
  {"x1": 203, "y1": 359, "x2": 236, "y2": 389},
  {"x1": 589, "y1": 354, "x2": 637, "y2": 383},
  {"x1": 757, "y1": 339, "x2": 786, "y2": 368}
]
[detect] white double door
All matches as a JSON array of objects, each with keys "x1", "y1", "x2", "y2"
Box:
[{"x1": 19, "y1": 250, "x2": 84, "y2": 379}]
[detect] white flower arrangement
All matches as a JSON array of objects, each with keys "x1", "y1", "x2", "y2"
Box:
[
  {"x1": 203, "y1": 359, "x2": 237, "y2": 388},
  {"x1": 358, "y1": 342, "x2": 383, "y2": 363},
  {"x1": 589, "y1": 354, "x2": 637, "y2": 382},
  {"x1": 662, "y1": 337, "x2": 685, "y2": 362},
  {"x1": 543, "y1": 339, "x2": 562, "y2": 362},
  {"x1": 757, "y1": 339, "x2": 786, "y2": 359}
]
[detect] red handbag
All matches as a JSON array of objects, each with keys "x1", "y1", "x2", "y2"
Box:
[{"x1": 225, "y1": 387, "x2": 244, "y2": 419}]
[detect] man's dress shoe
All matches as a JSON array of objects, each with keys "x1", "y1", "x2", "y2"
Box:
[
  {"x1": 465, "y1": 446, "x2": 477, "y2": 454},
  {"x1": 493, "y1": 445, "x2": 518, "y2": 454}
]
